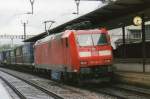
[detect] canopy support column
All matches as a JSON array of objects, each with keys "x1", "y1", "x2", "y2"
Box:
[
  {"x1": 122, "y1": 25, "x2": 126, "y2": 58},
  {"x1": 141, "y1": 14, "x2": 146, "y2": 72}
]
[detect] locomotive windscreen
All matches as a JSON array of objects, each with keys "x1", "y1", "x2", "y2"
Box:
[{"x1": 76, "y1": 33, "x2": 108, "y2": 46}]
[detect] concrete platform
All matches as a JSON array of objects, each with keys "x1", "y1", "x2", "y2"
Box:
[
  {"x1": 115, "y1": 71, "x2": 150, "y2": 87},
  {"x1": 0, "y1": 81, "x2": 12, "y2": 99},
  {"x1": 113, "y1": 58, "x2": 150, "y2": 72},
  {"x1": 113, "y1": 58, "x2": 150, "y2": 87}
]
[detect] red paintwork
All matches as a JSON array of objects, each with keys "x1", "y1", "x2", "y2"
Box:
[
  {"x1": 34, "y1": 29, "x2": 113, "y2": 72},
  {"x1": 78, "y1": 46, "x2": 112, "y2": 67}
]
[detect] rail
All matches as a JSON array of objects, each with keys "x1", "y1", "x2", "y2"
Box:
[{"x1": 0, "y1": 70, "x2": 63, "y2": 99}]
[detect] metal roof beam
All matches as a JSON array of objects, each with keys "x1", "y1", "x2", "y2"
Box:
[{"x1": 115, "y1": 3, "x2": 143, "y2": 7}]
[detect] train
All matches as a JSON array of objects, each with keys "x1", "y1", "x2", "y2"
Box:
[
  {"x1": 0, "y1": 42, "x2": 34, "y2": 65},
  {"x1": 0, "y1": 28, "x2": 113, "y2": 83}
]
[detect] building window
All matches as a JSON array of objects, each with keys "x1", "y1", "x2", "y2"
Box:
[{"x1": 130, "y1": 30, "x2": 141, "y2": 39}]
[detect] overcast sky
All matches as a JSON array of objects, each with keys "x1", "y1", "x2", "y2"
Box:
[{"x1": 0, "y1": 0, "x2": 103, "y2": 36}]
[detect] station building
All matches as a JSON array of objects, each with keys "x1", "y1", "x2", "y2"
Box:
[{"x1": 110, "y1": 22, "x2": 150, "y2": 49}]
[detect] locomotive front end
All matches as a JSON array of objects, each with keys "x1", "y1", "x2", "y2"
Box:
[{"x1": 75, "y1": 29, "x2": 113, "y2": 82}]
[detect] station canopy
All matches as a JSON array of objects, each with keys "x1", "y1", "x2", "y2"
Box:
[{"x1": 25, "y1": 0, "x2": 150, "y2": 42}]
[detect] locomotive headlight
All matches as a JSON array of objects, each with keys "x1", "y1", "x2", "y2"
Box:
[
  {"x1": 79, "y1": 51, "x2": 91, "y2": 57},
  {"x1": 80, "y1": 61, "x2": 87, "y2": 65},
  {"x1": 74, "y1": 69, "x2": 78, "y2": 72},
  {"x1": 99, "y1": 50, "x2": 111, "y2": 56}
]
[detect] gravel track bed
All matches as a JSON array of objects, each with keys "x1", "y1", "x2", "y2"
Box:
[
  {"x1": 96, "y1": 87, "x2": 149, "y2": 99},
  {"x1": 0, "y1": 79, "x2": 20, "y2": 99},
  {"x1": 0, "y1": 70, "x2": 53, "y2": 99},
  {"x1": 1, "y1": 67, "x2": 150, "y2": 99},
  {"x1": 0, "y1": 67, "x2": 117, "y2": 99}
]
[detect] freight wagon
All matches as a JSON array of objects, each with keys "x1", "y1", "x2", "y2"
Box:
[
  {"x1": 15, "y1": 46, "x2": 23, "y2": 64},
  {"x1": 22, "y1": 42, "x2": 34, "y2": 65},
  {"x1": 10, "y1": 49, "x2": 16, "y2": 64},
  {"x1": 0, "y1": 50, "x2": 11, "y2": 64},
  {"x1": 5, "y1": 50, "x2": 11, "y2": 64},
  {"x1": 0, "y1": 51, "x2": 4, "y2": 64},
  {"x1": 6, "y1": 42, "x2": 34, "y2": 65}
]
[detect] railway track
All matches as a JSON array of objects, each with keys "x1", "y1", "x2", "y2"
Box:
[
  {"x1": 89, "y1": 83, "x2": 150, "y2": 99},
  {"x1": 91, "y1": 88, "x2": 126, "y2": 99},
  {"x1": 112, "y1": 84, "x2": 150, "y2": 96},
  {"x1": 0, "y1": 76, "x2": 26, "y2": 99},
  {"x1": 1, "y1": 67, "x2": 150, "y2": 99},
  {"x1": 0, "y1": 70, "x2": 63, "y2": 99},
  {"x1": 0, "y1": 67, "x2": 118, "y2": 99}
]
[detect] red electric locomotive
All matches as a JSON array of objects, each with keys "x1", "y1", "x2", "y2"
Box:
[{"x1": 34, "y1": 28, "x2": 113, "y2": 82}]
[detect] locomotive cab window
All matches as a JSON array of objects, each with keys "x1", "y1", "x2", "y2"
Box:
[
  {"x1": 92, "y1": 33, "x2": 108, "y2": 45},
  {"x1": 76, "y1": 33, "x2": 108, "y2": 46}
]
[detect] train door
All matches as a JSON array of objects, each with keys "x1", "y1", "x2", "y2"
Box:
[{"x1": 63, "y1": 37, "x2": 71, "y2": 71}]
